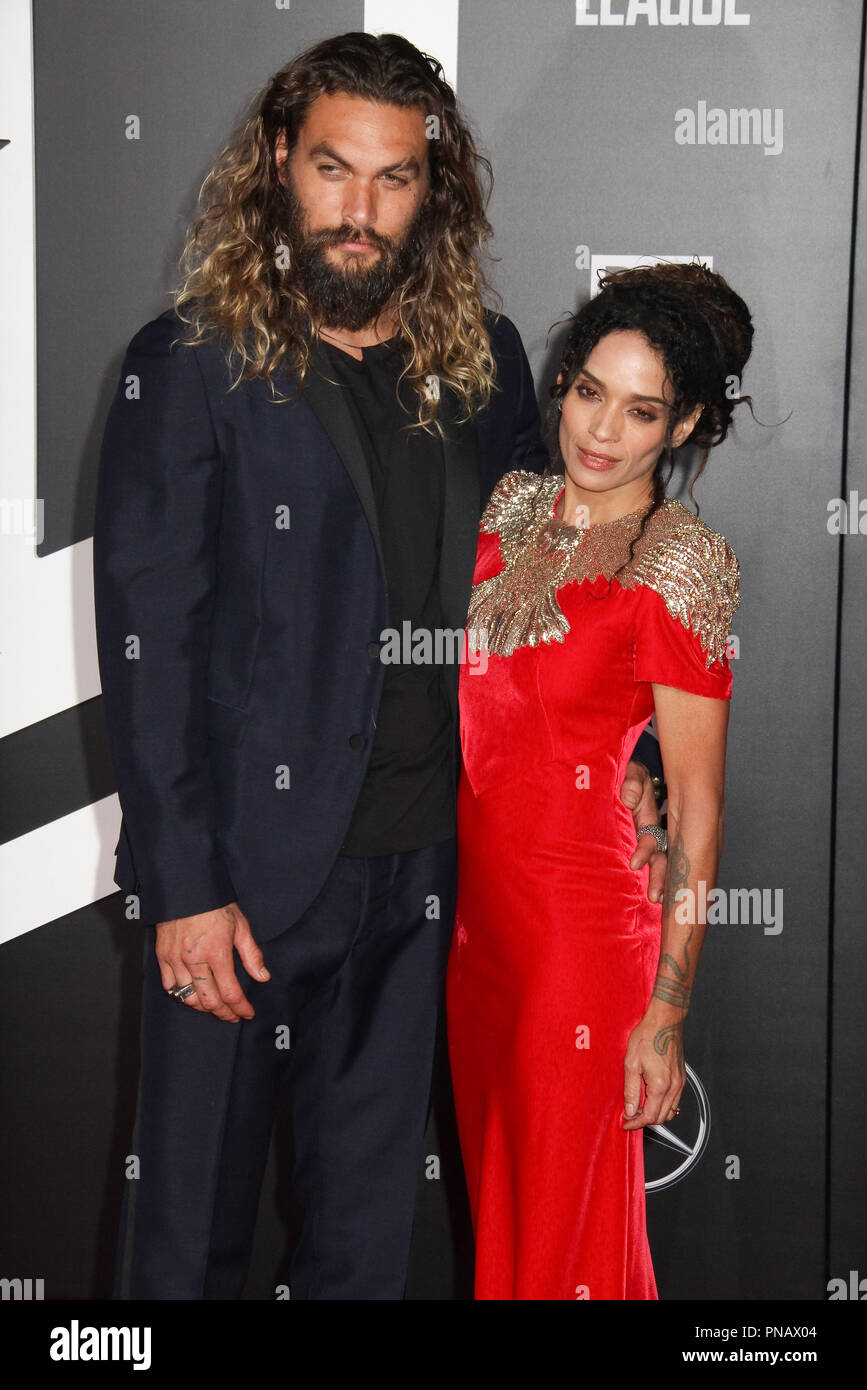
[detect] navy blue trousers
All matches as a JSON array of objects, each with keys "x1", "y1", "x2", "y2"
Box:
[{"x1": 114, "y1": 838, "x2": 457, "y2": 1299}]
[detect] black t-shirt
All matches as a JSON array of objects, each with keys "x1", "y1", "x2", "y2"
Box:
[{"x1": 322, "y1": 335, "x2": 456, "y2": 857}]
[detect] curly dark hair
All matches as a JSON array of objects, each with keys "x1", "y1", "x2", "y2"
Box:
[
  {"x1": 173, "y1": 31, "x2": 497, "y2": 428},
  {"x1": 545, "y1": 260, "x2": 754, "y2": 566}
]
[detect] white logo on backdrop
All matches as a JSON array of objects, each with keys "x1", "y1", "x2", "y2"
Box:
[{"x1": 576, "y1": 0, "x2": 750, "y2": 25}]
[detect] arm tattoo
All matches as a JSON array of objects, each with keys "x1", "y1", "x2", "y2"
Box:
[
  {"x1": 653, "y1": 1021, "x2": 684, "y2": 1069},
  {"x1": 662, "y1": 831, "x2": 690, "y2": 915},
  {"x1": 652, "y1": 976, "x2": 692, "y2": 1010},
  {"x1": 659, "y1": 830, "x2": 694, "y2": 988}
]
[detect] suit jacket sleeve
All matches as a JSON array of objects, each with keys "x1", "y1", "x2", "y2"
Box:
[
  {"x1": 93, "y1": 313, "x2": 236, "y2": 923},
  {"x1": 631, "y1": 728, "x2": 663, "y2": 784}
]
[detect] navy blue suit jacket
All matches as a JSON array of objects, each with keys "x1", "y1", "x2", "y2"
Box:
[{"x1": 93, "y1": 309, "x2": 548, "y2": 940}]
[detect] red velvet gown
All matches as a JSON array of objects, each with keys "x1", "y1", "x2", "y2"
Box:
[{"x1": 446, "y1": 471, "x2": 738, "y2": 1301}]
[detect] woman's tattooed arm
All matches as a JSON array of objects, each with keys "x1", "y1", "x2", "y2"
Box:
[
  {"x1": 652, "y1": 831, "x2": 694, "y2": 1013},
  {"x1": 622, "y1": 684, "x2": 730, "y2": 1130}
]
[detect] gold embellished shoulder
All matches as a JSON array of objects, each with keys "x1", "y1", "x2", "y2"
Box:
[
  {"x1": 468, "y1": 478, "x2": 739, "y2": 666},
  {"x1": 621, "y1": 501, "x2": 740, "y2": 667},
  {"x1": 479, "y1": 470, "x2": 554, "y2": 543}
]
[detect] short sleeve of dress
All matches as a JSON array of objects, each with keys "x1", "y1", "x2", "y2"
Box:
[{"x1": 631, "y1": 526, "x2": 739, "y2": 700}]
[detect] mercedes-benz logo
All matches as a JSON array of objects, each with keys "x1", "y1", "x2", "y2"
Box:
[{"x1": 644, "y1": 1062, "x2": 710, "y2": 1192}]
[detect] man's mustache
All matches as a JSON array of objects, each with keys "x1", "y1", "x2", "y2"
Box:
[{"x1": 304, "y1": 223, "x2": 395, "y2": 255}]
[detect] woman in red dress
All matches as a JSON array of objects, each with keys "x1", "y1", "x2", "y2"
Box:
[{"x1": 446, "y1": 262, "x2": 754, "y2": 1300}]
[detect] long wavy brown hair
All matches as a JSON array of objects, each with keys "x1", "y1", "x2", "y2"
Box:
[{"x1": 173, "y1": 31, "x2": 498, "y2": 427}]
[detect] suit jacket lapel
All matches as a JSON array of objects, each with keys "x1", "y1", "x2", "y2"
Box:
[{"x1": 301, "y1": 336, "x2": 387, "y2": 583}]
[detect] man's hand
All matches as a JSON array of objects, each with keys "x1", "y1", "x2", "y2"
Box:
[
  {"x1": 620, "y1": 759, "x2": 666, "y2": 904},
  {"x1": 155, "y1": 902, "x2": 270, "y2": 1022}
]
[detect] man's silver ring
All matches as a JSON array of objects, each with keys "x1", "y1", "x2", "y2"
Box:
[
  {"x1": 168, "y1": 983, "x2": 196, "y2": 1002},
  {"x1": 637, "y1": 825, "x2": 667, "y2": 854}
]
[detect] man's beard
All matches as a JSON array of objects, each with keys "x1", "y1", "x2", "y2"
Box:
[{"x1": 280, "y1": 179, "x2": 425, "y2": 333}]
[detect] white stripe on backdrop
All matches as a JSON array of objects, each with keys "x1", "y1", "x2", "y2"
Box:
[{"x1": 364, "y1": 0, "x2": 459, "y2": 89}]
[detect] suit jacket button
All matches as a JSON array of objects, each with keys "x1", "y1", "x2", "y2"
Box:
[
  {"x1": 349, "y1": 733, "x2": 366, "y2": 750},
  {"x1": 367, "y1": 642, "x2": 381, "y2": 660}
]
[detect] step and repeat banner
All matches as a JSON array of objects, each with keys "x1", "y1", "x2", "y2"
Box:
[{"x1": 1, "y1": 0, "x2": 865, "y2": 1302}]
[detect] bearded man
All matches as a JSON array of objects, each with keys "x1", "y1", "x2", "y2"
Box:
[{"x1": 94, "y1": 31, "x2": 664, "y2": 1301}]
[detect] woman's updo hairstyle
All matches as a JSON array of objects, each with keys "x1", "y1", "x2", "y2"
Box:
[{"x1": 551, "y1": 260, "x2": 754, "y2": 487}]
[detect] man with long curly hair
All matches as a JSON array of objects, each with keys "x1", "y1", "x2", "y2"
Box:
[{"x1": 94, "y1": 30, "x2": 663, "y2": 1301}]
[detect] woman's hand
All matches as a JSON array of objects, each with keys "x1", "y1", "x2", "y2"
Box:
[{"x1": 621, "y1": 1005, "x2": 686, "y2": 1130}]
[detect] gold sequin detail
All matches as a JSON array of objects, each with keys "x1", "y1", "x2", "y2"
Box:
[{"x1": 467, "y1": 471, "x2": 739, "y2": 667}]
